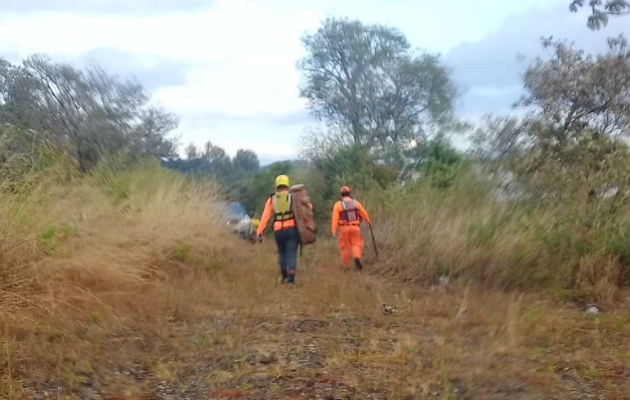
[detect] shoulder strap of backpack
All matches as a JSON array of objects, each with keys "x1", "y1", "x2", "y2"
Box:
[{"x1": 341, "y1": 198, "x2": 356, "y2": 211}]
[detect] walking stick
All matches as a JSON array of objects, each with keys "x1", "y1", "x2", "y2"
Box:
[{"x1": 368, "y1": 222, "x2": 378, "y2": 258}]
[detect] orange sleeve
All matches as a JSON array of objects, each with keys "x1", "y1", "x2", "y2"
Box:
[
  {"x1": 331, "y1": 201, "x2": 341, "y2": 234},
  {"x1": 257, "y1": 197, "x2": 273, "y2": 235},
  {"x1": 356, "y1": 201, "x2": 371, "y2": 224}
]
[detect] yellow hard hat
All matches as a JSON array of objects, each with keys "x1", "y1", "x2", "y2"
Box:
[{"x1": 275, "y1": 174, "x2": 290, "y2": 188}]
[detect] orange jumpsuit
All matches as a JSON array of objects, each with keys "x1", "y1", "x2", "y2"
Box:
[{"x1": 331, "y1": 197, "x2": 371, "y2": 266}]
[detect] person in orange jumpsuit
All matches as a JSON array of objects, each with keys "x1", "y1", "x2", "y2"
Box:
[{"x1": 331, "y1": 186, "x2": 371, "y2": 270}]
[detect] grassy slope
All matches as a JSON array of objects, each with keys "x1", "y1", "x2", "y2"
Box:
[
  {"x1": 365, "y1": 172, "x2": 628, "y2": 306},
  {"x1": 0, "y1": 164, "x2": 628, "y2": 399}
]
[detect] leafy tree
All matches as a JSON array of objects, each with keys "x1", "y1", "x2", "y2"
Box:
[
  {"x1": 0, "y1": 55, "x2": 178, "y2": 170},
  {"x1": 316, "y1": 143, "x2": 379, "y2": 200},
  {"x1": 476, "y1": 38, "x2": 630, "y2": 164},
  {"x1": 236, "y1": 160, "x2": 293, "y2": 213},
  {"x1": 298, "y1": 18, "x2": 456, "y2": 169},
  {"x1": 185, "y1": 143, "x2": 199, "y2": 159},
  {"x1": 570, "y1": 0, "x2": 630, "y2": 29},
  {"x1": 472, "y1": 38, "x2": 630, "y2": 203},
  {"x1": 201, "y1": 141, "x2": 232, "y2": 178},
  {"x1": 133, "y1": 108, "x2": 179, "y2": 160},
  {"x1": 233, "y1": 149, "x2": 260, "y2": 172},
  {"x1": 418, "y1": 134, "x2": 463, "y2": 188},
  {"x1": 520, "y1": 37, "x2": 630, "y2": 140},
  {"x1": 165, "y1": 143, "x2": 264, "y2": 209},
  {"x1": 173, "y1": 141, "x2": 233, "y2": 180},
  {"x1": 300, "y1": 129, "x2": 392, "y2": 218}
]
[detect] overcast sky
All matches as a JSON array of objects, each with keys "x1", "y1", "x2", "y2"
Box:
[{"x1": 0, "y1": 0, "x2": 627, "y2": 163}]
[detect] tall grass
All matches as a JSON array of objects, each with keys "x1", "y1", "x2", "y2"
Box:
[
  {"x1": 367, "y1": 166, "x2": 629, "y2": 305},
  {"x1": 0, "y1": 157, "x2": 627, "y2": 398},
  {"x1": 0, "y1": 158, "x2": 240, "y2": 397}
]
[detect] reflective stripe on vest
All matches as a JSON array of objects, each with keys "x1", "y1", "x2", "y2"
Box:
[
  {"x1": 340, "y1": 199, "x2": 359, "y2": 224},
  {"x1": 273, "y1": 192, "x2": 294, "y2": 222}
]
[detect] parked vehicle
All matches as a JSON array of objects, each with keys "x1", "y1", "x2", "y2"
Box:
[{"x1": 223, "y1": 201, "x2": 253, "y2": 238}]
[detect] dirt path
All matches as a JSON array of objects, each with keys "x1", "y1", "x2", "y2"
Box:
[{"x1": 20, "y1": 241, "x2": 630, "y2": 399}]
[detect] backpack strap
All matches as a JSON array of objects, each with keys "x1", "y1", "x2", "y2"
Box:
[
  {"x1": 341, "y1": 198, "x2": 356, "y2": 210},
  {"x1": 272, "y1": 192, "x2": 294, "y2": 222},
  {"x1": 340, "y1": 198, "x2": 359, "y2": 224}
]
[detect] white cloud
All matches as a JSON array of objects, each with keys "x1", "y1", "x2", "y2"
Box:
[
  {"x1": 0, "y1": 0, "x2": 212, "y2": 14},
  {"x1": 446, "y1": 3, "x2": 629, "y2": 121},
  {"x1": 1, "y1": 0, "x2": 616, "y2": 160},
  {"x1": 176, "y1": 117, "x2": 302, "y2": 161}
]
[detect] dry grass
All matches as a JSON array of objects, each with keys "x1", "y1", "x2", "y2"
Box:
[
  {"x1": 365, "y1": 177, "x2": 628, "y2": 306},
  {"x1": 0, "y1": 163, "x2": 628, "y2": 399},
  {"x1": 0, "y1": 162, "x2": 240, "y2": 397}
]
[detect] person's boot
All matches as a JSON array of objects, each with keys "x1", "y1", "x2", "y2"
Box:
[
  {"x1": 287, "y1": 273, "x2": 295, "y2": 285},
  {"x1": 281, "y1": 269, "x2": 289, "y2": 283},
  {"x1": 354, "y1": 258, "x2": 363, "y2": 271}
]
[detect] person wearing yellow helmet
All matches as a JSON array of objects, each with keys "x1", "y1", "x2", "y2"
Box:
[
  {"x1": 274, "y1": 174, "x2": 290, "y2": 188},
  {"x1": 256, "y1": 174, "x2": 302, "y2": 284},
  {"x1": 251, "y1": 216, "x2": 261, "y2": 230}
]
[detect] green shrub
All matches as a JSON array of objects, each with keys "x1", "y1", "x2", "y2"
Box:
[{"x1": 367, "y1": 165, "x2": 629, "y2": 303}]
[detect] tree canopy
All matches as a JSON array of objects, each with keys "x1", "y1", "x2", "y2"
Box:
[
  {"x1": 520, "y1": 37, "x2": 630, "y2": 141},
  {"x1": 298, "y1": 18, "x2": 456, "y2": 172},
  {"x1": 570, "y1": 0, "x2": 630, "y2": 29},
  {"x1": 0, "y1": 55, "x2": 178, "y2": 171},
  {"x1": 473, "y1": 37, "x2": 630, "y2": 203}
]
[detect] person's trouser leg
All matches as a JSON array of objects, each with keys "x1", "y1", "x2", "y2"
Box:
[
  {"x1": 274, "y1": 229, "x2": 288, "y2": 280},
  {"x1": 338, "y1": 226, "x2": 352, "y2": 267},
  {"x1": 349, "y1": 226, "x2": 364, "y2": 261},
  {"x1": 285, "y1": 228, "x2": 299, "y2": 283}
]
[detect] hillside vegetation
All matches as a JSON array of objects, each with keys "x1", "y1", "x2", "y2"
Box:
[
  {"x1": 0, "y1": 161, "x2": 628, "y2": 399},
  {"x1": 0, "y1": 11, "x2": 629, "y2": 400},
  {"x1": 1, "y1": 159, "x2": 233, "y2": 397},
  {"x1": 367, "y1": 165, "x2": 629, "y2": 304}
]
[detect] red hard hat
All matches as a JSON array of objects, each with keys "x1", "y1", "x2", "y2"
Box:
[{"x1": 340, "y1": 186, "x2": 351, "y2": 194}]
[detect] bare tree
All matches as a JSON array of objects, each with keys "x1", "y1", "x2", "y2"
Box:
[{"x1": 185, "y1": 143, "x2": 199, "y2": 159}]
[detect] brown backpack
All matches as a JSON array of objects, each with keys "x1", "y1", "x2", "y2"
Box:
[{"x1": 289, "y1": 184, "x2": 317, "y2": 245}]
